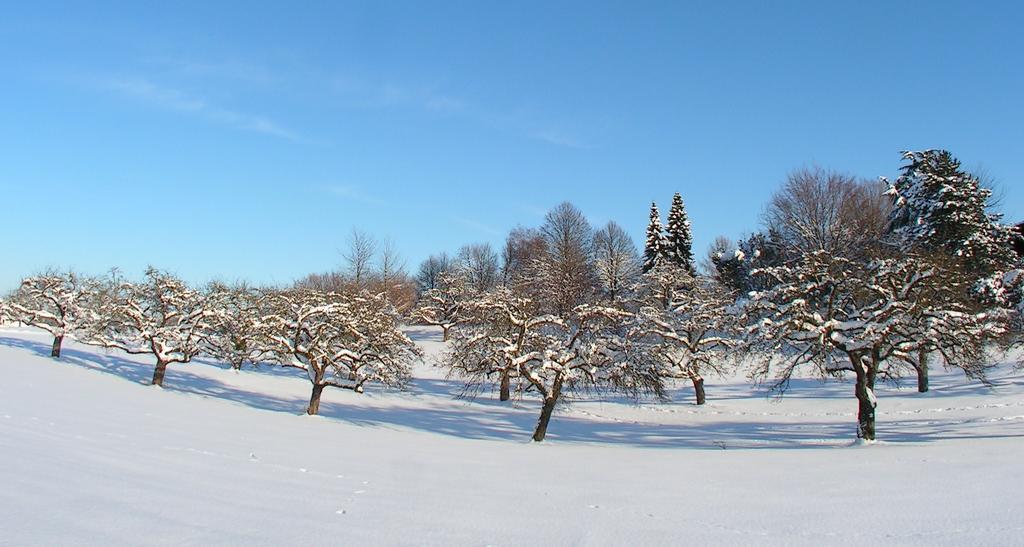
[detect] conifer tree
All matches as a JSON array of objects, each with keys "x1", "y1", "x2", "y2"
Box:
[
  {"x1": 665, "y1": 192, "x2": 695, "y2": 273},
  {"x1": 642, "y1": 202, "x2": 665, "y2": 273},
  {"x1": 886, "y1": 150, "x2": 1015, "y2": 276}
]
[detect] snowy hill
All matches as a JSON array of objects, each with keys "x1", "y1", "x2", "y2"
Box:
[{"x1": 1, "y1": 325, "x2": 1022, "y2": 545}]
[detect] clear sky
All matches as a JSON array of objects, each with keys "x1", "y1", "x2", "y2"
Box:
[{"x1": 1, "y1": 1, "x2": 1022, "y2": 291}]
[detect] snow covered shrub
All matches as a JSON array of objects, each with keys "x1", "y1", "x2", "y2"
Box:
[
  {"x1": 5, "y1": 270, "x2": 100, "y2": 358},
  {"x1": 81, "y1": 268, "x2": 212, "y2": 386},
  {"x1": 256, "y1": 289, "x2": 420, "y2": 415}
]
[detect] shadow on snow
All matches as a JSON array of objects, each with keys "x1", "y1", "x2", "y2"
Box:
[{"x1": 2, "y1": 335, "x2": 1021, "y2": 450}]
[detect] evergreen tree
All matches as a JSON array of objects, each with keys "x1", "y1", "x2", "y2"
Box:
[
  {"x1": 642, "y1": 202, "x2": 665, "y2": 273},
  {"x1": 886, "y1": 150, "x2": 1015, "y2": 276},
  {"x1": 664, "y1": 192, "x2": 695, "y2": 273}
]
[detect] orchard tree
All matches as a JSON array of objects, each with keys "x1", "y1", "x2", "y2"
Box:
[
  {"x1": 444, "y1": 298, "x2": 664, "y2": 441},
  {"x1": 665, "y1": 193, "x2": 695, "y2": 273},
  {"x1": 6, "y1": 270, "x2": 99, "y2": 358},
  {"x1": 635, "y1": 274, "x2": 738, "y2": 405},
  {"x1": 411, "y1": 270, "x2": 470, "y2": 341},
  {"x1": 202, "y1": 283, "x2": 271, "y2": 371},
  {"x1": 84, "y1": 268, "x2": 211, "y2": 387},
  {"x1": 745, "y1": 252, "x2": 1003, "y2": 441},
  {"x1": 258, "y1": 289, "x2": 420, "y2": 415}
]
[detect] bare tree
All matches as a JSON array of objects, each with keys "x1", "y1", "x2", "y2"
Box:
[
  {"x1": 764, "y1": 167, "x2": 890, "y2": 261},
  {"x1": 5, "y1": 269, "x2": 99, "y2": 358},
  {"x1": 593, "y1": 221, "x2": 641, "y2": 302},
  {"x1": 294, "y1": 271, "x2": 348, "y2": 292},
  {"x1": 535, "y1": 202, "x2": 598, "y2": 316},
  {"x1": 501, "y1": 226, "x2": 547, "y2": 285},
  {"x1": 415, "y1": 253, "x2": 453, "y2": 293},
  {"x1": 457, "y1": 242, "x2": 500, "y2": 292},
  {"x1": 342, "y1": 228, "x2": 377, "y2": 288}
]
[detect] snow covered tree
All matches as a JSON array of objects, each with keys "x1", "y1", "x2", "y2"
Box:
[
  {"x1": 83, "y1": 268, "x2": 211, "y2": 387},
  {"x1": 885, "y1": 150, "x2": 1015, "y2": 277},
  {"x1": 642, "y1": 202, "x2": 665, "y2": 273},
  {"x1": 411, "y1": 270, "x2": 470, "y2": 341},
  {"x1": 257, "y1": 289, "x2": 420, "y2": 415},
  {"x1": 202, "y1": 283, "x2": 271, "y2": 371},
  {"x1": 664, "y1": 193, "x2": 695, "y2": 273},
  {"x1": 634, "y1": 274, "x2": 738, "y2": 404},
  {"x1": 744, "y1": 252, "x2": 1004, "y2": 441},
  {"x1": 6, "y1": 270, "x2": 100, "y2": 358},
  {"x1": 443, "y1": 294, "x2": 664, "y2": 441},
  {"x1": 593, "y1": 221, "x2": 641, "y2": 302}
]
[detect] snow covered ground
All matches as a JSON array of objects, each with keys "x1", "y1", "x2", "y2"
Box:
[{"x1": 1, "y1": 324, "x2": 1022, "y2": 546}]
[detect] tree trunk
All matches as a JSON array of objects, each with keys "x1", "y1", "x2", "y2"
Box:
[
  {"x1": 499, "y1": 370, "x2": 511, "y2": 402},
  {"x1": 853, "y1": 353, "x2": 877, "y2": 441},
  {"x1": 307, "y1": 384, "x2": 326, "y2": 415},
  {"x1": 152, "y1": 359, "x2": 169, "y2": 387},
  {"x1": 442, "y1": 326, "x2": 451, "y2": 342},
  {"x1": 915, "y1": 350, "x2": 929, "y2": 393},
  {"x1": 691, "y1": 374, "x2": 706, "y2": 405},
  {"x1": 51, "y1": 335, "x2": 64, "y2": 358},
  {"x1": 532, "y1": 376, "x2": 563, "y2": 442}
]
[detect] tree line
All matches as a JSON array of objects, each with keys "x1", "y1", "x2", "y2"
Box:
[{"x1": 2, "y1": 149, "x2": 1022, "y2": 443}]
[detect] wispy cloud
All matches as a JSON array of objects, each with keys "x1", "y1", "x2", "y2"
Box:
[
  {"x1": 323, "y1": 184, "x2": 385, "y2": 206},
  {"x1": 449, "y1": 216, "x2": 501, "y2": 236},
  {"x1": 330, "y1": 76, "x2": 589, "y2": 149},
  {"x1": 95, "y1": 77, "x2": 298, "y2": 140}
]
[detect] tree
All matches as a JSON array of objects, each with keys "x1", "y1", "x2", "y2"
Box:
[
  {"x1": 885, "y1": 150, "x2": 1015, "y2": 277},
  {"x1": 501, "y1": 227, "x2": 547, "y2": 285},
  {"x1": 635, "y1": 274, "x2": 738, "y2": 404},
  {"x1": 443, "y1": 295, "x2": 664, "y2": 441},
  {"x1": 202, "y1": 282, "x2": 271, "y2": 371},
  {"x1": 457, "y1": 243, "x2": 500, "y2": 292},
  {"x1": 5, "y1": 270, "x2": 99, "y2": 358},
  {"x1": 375, "y1": 239, "x2": 416, "y2": 314},
  {"x1": 411, "y1": 271, "x2": 469, "y2": 342},
  {"x1": 765, "y1": 167, "x2": 889, "y2": 261},
  {"x1": 83, "y1": 268, "x2": 211, "y2": 387},
  {"x1": 535, "y1": 202, "x2": 597, "y2": 316},
  {"x1": 415, "y1": 253, "x2": 453, "y2": 293},
  {"x1": 342, "y1": 228, "x2": 377, "y2": 288},
  {"x1": 642, "y1": 202, "x2": 665, "y2": 273},
  {"x1": 744, "y1": 252, "x2": 1003, "y2": 441},
  {"x1": 257, "y1": 289, "x2": 420, "y2": 415},
  {"x1": 664, "y1": 193, "x2": 695, "y2": 273},
  {"x1": 593, "y1": 221, "x2": 641, "y2": 302}
]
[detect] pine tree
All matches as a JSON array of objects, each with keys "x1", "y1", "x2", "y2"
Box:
[
  {"x1": 665, "y1": 192, "x2": 694, "y2": 273},
  {"x1": 886, "y1": 150, "x2": 1015, "y2": 276},
  {"x1": 642, "y1": 202, "x2": 665, "y2": 273}
]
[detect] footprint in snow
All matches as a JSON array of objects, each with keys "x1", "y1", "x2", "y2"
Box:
[
  {"x1": 587, "y1": 505, "x2": 600, "y2": 509},
  {"x1": 335, "y1": 509, "x2": 347, "y2": 515}
]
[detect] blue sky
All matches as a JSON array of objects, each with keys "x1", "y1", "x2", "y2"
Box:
[{"x1": 1, "y1": 1, "x2": 1022, "y2": 291}]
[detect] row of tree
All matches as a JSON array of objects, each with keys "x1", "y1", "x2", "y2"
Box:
[
  {"x1": 2, "y1": 149, "x2": 1021, "y2": 443},
  {"x1": 413, "y1": 150, "x2": 1022, "y2": 441},
  {"x1": 0, "y1": 269, "x2": 420, "y2": 415}
]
